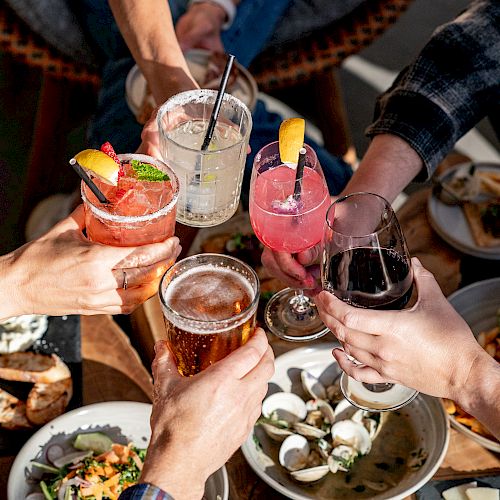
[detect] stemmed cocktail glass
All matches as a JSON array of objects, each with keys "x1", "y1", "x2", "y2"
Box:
[
  {"x1": 321, "y1": 192, "x2": 418, "y2": 411},
  {"x1": 249, "y1": 141, "x2": 330, "y2": 341}
]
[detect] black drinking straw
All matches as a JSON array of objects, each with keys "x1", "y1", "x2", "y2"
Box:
[
  {"x1": 201, "y1": 54, "x2": 235, "y2": 152},
  {"x1": 293, "y1": 147, "x2": 307, "y2": 201},
  {"x1": 69, "y1": 158, "x2": 110, "y2": 204}
]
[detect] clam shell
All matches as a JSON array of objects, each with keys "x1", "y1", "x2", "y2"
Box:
[
  {"x1": 279, "y1": 434, "x2": 310, "y2": 472},
  {"x1": 293, "y1": 422, "x2": 327, "y2": 440},
  {"x1": 352, "y1": 409, "x2": 388, "y2": 441},
  {"x1": 331, "y1": 420, "x2": 372, "y2": 455},
  {"x1": 290, "y1": 465, "x2": 330, "y2": 483},
  {"x1": 305, "y1": 399, "x2": 335, "y2": 424},
  {"x1": 260, "y1": 422, "x2": 294, "y2": 442},
  {"x1": 262, "y1": 392, "x2": 307, "y2": 424},
  {"x1": 301, "y1": 370, "x2": 326, "y2": 400},
  {"x1": 326, "y1": 376, "x2": 343, "y2": 403}
]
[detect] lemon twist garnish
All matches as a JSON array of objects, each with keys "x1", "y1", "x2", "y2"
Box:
[
  {"x1": 279, "y1": 118, "x2": 305, "y2": 164},
  {"x1": 73, "y1": 149, "x2": 121, "y2": 186}
]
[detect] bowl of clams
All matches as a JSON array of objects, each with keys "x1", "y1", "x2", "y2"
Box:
[{"x1": 241, "y1": 344, "x2": 450, "y2": 499}]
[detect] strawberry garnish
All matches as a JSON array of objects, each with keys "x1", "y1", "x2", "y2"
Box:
[
  {"x1": 115, "y1": 188, "x2": 127, "y2": 199},
  {"x1": 100, "y1": 141, "x2": 124, "y2": 178}
]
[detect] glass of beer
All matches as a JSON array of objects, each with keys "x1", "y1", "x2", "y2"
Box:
[{"x1": 159, "y1": 253, "x2": 260, "y2": 376}]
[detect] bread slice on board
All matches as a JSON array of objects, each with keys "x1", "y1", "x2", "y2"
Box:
[
  {"x1": 0, "y1": 352, "x2": 70, "y2": 383},
  {"x1": 26, "y1": 377, "x2": 73, "y2": 425},
  {"x1": 0, "y1": 387, "x2": 32, "y2": 430}
]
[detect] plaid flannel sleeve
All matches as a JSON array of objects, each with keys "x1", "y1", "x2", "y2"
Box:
[
  {"x1": 366, "y1": 0, "x2": 500, "y2": 180},
  {"x1": 119, "y1": 483, "x2": 174, "y2": 500}
]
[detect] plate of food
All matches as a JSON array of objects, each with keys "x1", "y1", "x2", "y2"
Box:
[
  {"x1": 241, "y1": 344, "x2": 449, "y2": 500},
  {"x1": 445, "y1": 278, "x2": 500, "y2": 453},
  {"x1": 8, "y1": 401, "x2": 229, "y2": 500},
  {"x1": 428, "y1": 162, "x2": 500, "y2": 259},
  {"x1": 0, "y1": 315, "x2": 81, "y2": 455},
  {"x1": 126, "y1": 49, "x2": 258, "y2": 124}
]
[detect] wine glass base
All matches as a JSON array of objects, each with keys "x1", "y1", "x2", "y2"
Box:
[
  {"x1": 340, "y1": 373, "x2": 418, "y2": 412},
  {"x1": 264, "y1": 288, "x2": 329, "y2": 342}
]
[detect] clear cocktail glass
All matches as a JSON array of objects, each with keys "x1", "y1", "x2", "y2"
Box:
[
  {"x1": 157, "y1": 89, "x2": 252, "y2": 228},
  {"x1": 159, "y1": 253, "x2": 259, "y2": 376},
  {"x1": 81, "y1": 153, "x2": 179, "y2": 246},
  {"x1": 322, "y1": 192, "x2": 419, "y2": 411},
  {"x1": 249, "y1": 141, "x2": 331, "y2": 341}
]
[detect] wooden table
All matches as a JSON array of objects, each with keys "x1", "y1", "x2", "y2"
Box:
[
  {"x1": 1, "y1": 181, "x2": 499, "y2": 498},
  {"x1": 0, "y1": 315, "x2": 152, "y2": 498},
  {"x1": 134, "y1": 179, "x2": 500, "y2": 498}
]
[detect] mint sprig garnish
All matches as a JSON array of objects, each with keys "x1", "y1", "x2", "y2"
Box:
[{"x1": 131, "y1": 159, "x2": 170, "y2": 182}]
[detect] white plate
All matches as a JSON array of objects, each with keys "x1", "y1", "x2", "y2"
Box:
[
  {"x1": 447, "y1": 278, "x2": 500, "y2": 453},
  {"x1": 126, "y1": 49, "x2": 258, "y2": 119},
  {"x1": 8, "y1": 401, "x2": 229, "y2": 500},
  {"x1": 427, "y1": 162, "x2": 500, "y2": 260},
  {"x1": 241, "y1": 344, "x2": 449, "y2": 500}
]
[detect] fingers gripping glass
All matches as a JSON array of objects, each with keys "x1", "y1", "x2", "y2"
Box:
[
  {"x1": 249, "y1": 142, "x2": 330, "y2": 341},
  {"x1": 321, "y1": 192, "x2": 418, "y2": 411}
]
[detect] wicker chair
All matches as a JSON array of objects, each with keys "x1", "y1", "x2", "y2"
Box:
[
  {"x1": 0, "y1": 0, "x2": 413, "y2": 222},
  {"x1": 250, "y1": 0, "x2": 414, "y2": 158}
]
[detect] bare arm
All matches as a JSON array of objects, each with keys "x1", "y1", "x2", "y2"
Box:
[
  {"x1": 108, "y1": 0, "x2": 198, "y2": 104},
  {"x1": 340, "y1": 133, "x2": 423, "y2": 203},
  {"x1": 316, "y1": 258, "x2": 500, "y2": 441},
  {"x1": 459, "y1": 352, "x2": 500, "y2": 440}
]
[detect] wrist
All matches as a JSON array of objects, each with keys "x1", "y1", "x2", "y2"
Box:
[
  {"x1": 455, "y1": 348, "x2": 498, "y2": 414},
  {"x1": 344, "y1": 134, "x2": 423, "y2": 203},
  {"x1": 140, "y1": 433, "x2": 206, "y2": 499}
]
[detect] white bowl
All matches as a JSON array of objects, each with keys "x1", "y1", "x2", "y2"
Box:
[
  {"x1": 8, "y1": 401, "x2": 229, "y2": 500},
  {"x1": 241, "y1": 344, "x2": 450, "y2": 500},
  {"x1": 447, "y1": 278, "x2": 500, "y2": 453}
]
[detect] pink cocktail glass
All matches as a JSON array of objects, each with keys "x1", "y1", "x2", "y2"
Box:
[{"x1": 249, "y1": 141, "x2": 330, "y2": 341}]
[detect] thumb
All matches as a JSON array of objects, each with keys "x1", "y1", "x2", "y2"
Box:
[
  {"x1": 152, "y1": 340, "x2": 182, "y2": 382},
  {"x1": 50, "y1": 205, "x2": 86, "y2": 234},
  {"x1": 296, "y1": 243, "x2": 321, "y2": 267},
  {"x1": 412, "y1": 257, "x2": 444, "y2": 304}
]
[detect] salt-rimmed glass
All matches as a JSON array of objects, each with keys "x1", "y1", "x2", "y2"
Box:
[
  {"x1": 157, "y1": 89, "x2": 252, "y2": 228},
  {"x1": 159, "y1": 253, "x2": 259, "y2": 376},
  {"x1": 81, "y1": 153, "x2": 179, "y2": 246}
]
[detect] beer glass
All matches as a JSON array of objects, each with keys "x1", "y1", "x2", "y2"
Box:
[
  {"x1": 159, "y1": 253, "x2": 259, "y2": 376},
  {"x1": 157, "y1": 89, "x2": 252, "y2": 228}
]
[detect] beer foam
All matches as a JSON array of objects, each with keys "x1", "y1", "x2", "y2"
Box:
[{"x1": 163, "y1": 264, "x2": 255, "y2": 326}]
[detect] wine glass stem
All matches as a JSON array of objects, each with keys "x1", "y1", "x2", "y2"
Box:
[{"x1": 289, "y1": 289, "x2": 313, "y2": 318}]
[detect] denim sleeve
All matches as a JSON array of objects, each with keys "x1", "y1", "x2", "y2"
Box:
[
  {"x1": 119, "y1": 483, "x2": 174, "y2": 500},
  {"x1": 366, "y1": 0, "x2": 500, "y2": 181}
]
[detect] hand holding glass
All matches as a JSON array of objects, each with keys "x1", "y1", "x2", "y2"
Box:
[{"x1": 321, "y1": 192, "x2": 418, "y2": 411}]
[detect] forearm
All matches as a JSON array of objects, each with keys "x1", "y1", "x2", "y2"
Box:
[
  {"x1": 139, "y1": 432, "x2": 205, "y2": 499},
  {"x1": 0, "y1": 252, "x2": 26, "y2": 321},
  {"x1": 108, "y1": 0, "x2": 197, "y2": 103},
  {"x1": 366, "y1": 0, "x2": 500, "y2": 178},
  {"x1": 340, "y1": 134, "x2": 423, "y2": 203},
  {"x1": 457, "y1": 350, "x2": 500, "y2": 441}
]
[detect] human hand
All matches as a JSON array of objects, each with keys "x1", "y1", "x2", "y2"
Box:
[
  {"x1": 141, "y1": 328, "x2": 274, "y2": 498},
  {"x1": 2, "y1": 206, "x2": 181, "y2": 319},
  {"x1": 176, "y1": 2, "x2": 225, "y2": 53},
  {"x1": 261, "y1": 245, "x2": 322, "y2": 293},
  {"x1": 315, "y1": 258, "x2": 485, "y2": 402},
  {"x1": 136, "y1": 108, "x2": 163, "y2": 159}
]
